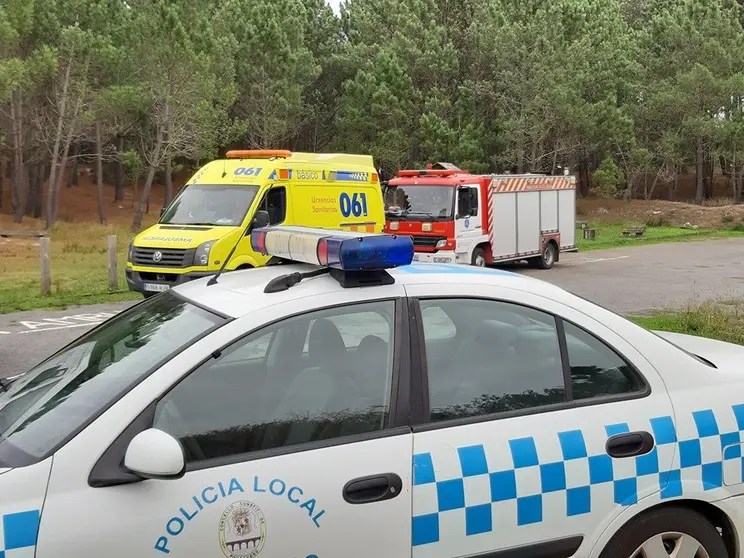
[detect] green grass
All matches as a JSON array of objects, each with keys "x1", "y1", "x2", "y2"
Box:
[
  {"x1": 3, "y1": 215, "x2": 744, "y2": 314},
  {"x1": 0, "y1": 221, "x2": 148, "y2": 313},
  {"x1": 577, "y1": 222, "x2": 744, "y2": 251},
  {"x1": 630, "y1": 300, "x2": 744, "y2": 345}
]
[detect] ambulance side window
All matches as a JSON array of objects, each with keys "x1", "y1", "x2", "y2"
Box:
[
  {"x1": 420, "y1": 298, "x2": 566, "y2": 422},
  {"x1": 262, "y1": 186, "x2": 286, "y2": 225},
  {"x1": 152, "y1": 300, "x2": 395, "y2": 463}
]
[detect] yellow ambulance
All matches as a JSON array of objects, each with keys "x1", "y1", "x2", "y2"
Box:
[{"x1": 125, "y1": 149, "x2": 384, "y2": 296}]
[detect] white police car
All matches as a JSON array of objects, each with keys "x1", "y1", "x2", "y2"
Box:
[{"x1": 0, "y1": 226, "x2": 742, "y2": 558}]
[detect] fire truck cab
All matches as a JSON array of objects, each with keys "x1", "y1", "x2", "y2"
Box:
[{"x1": 383, "y1": 164, "x2": 577, "y2": 269}]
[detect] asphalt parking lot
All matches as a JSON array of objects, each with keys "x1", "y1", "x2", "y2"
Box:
[{"x1": 2, "y1": 237, "x2": 744, "y2": 375}]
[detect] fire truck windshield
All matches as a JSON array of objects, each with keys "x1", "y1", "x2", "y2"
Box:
[{"x1": 384, "y1": 184, "x2": 454, "y2": 221}]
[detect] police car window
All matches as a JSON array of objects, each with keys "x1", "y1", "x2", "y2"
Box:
[
  {"x1": 420, "y1": 306, "x2": 456, "y2": 340},
  {"x1": 562, "y1": 320, "x2": 641, "y2": 399},
  {"x1": 0, "y1": 294, "x2": 223, "y2": 468},
  {"x1": 303, "y1": 311, "x2": 390, "y2": 350},
  {"x1": 153, "y1": 300, "x2": 395, "y2": 463},
  {"x1": 420, "y1": 298, "x2": 566, "y2": 422},
  {"x1": 219, "y1": 331, "x2": 275, "y2": 363}
]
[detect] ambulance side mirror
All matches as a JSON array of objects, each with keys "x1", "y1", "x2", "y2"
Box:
[
  {"x1": 252, "y1": 210, "x2": 271, "y2": 229},
  {"x1": 124, "y1": 428, "x2": 186, "y2": 480}
]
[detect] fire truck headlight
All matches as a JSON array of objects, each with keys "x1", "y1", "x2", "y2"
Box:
[{"x1": 436, "y1": 239, "x2": 447, "y2": 249}]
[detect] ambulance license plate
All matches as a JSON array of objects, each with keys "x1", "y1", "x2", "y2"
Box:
[{"x1": 144, "y1": 283, "x2": 170, "y2": 293}]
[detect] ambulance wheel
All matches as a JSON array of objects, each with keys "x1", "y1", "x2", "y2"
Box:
[
  {"x1": 532, "y1": 241, "x2": 557, "y2": 269},
  {"x1": 597, "y1": 507, "x2": 728, "y2": 558},
  {"x1": 471, "y1": 247, "x2": 486, "y2": 267}
]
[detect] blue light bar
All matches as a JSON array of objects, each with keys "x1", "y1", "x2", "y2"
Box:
[{"x1": 250, "y1": 225, "x2": 413, "y2": 270}]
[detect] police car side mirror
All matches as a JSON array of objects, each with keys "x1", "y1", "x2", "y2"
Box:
[{"x1": 123, "y1": 428, "x2": 186, "y2": 480}]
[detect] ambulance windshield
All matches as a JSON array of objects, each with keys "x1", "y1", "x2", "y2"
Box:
[
  {"x1": 0, "y1": 293, "x2": 225, "y2": 468},
  {"x1": 384, "y1": 185, "x2": 454, "y2": 220},
  {"x1": 161, "y1": 184, "x2": 260, "y2": 226}
]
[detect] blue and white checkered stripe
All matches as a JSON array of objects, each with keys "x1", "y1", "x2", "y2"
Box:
[
  {"x1": 0, "y1": 510, "x2": 41, "y2": 558},
  {"x1": 411, "y1": 404, "x2": 744, "y2": 548}
]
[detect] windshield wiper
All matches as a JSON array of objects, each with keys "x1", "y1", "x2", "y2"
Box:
[
  {"x1": 163, "y1": 222, "x2": 217, "y2": 226},
  {"x1": 0, "y1": 373, "x2": 23, "y2": 393},
  {"x1": 407, "y1": 211, "x2": 438, "y2": 218}
]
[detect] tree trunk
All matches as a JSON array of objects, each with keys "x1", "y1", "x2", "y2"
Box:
[
  {"x1": 26, "y1": 164, "x2": 36, "y2": 217},
  {"x1": 34, "y1": 162, "x2": 44, "y2": 218},
  {"x1": 0, "y1": 159, "x2": 4, "y2": 209},
  {"x1": 577, "y1": 158, "x2": 590, "y2": 197},
  {"x1": 25, "y1": 162, "x2": 44, "y2": 219},
  {"x1": 131, "y1": 129, "x2": 165, "y2": 232},
  {"x1": 695, "y1": 136, "x2": 704, "y2": 205},
  {"x1": 68, "y1": 143, "x2": 79, "y2": 187},
  {"x1": 46, "y1": 59, "x2": 73, "y2": 229},
  {"x1": 11, "y1": 89, "x2": 25, "y2": 222},
  {"x1": 95, "y1": 122, "x2": 107, "y2": 225},
  {"x1": 703, "y1": 154, "x2": 714, "y2": 200},
  {"x1": 164, "y1": 114, "x2": 173, "y2": 206},
  {"x1": 114, "y1": 135, "x2": 124, "y2": 202}
]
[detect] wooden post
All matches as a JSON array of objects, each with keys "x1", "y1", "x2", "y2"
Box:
[
  {"x1": 107, "y1": 235, "x2": 118, "y2": 291},
  {"x1": 40, "y1": 237, "x2": 51, "y2": 295},
  {"x1": 583, "y1": 228, "x2": 596, "y2": 241}
]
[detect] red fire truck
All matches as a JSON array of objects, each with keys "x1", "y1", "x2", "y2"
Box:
[{"x1": 382, "y1": 164, "x2": 577, "y2": 269}]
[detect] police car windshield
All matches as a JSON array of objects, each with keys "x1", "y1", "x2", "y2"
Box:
[
  {"x1": 0, "y1": 293, "x2": 224, "y2": 468},
  {"x1": 384, "y1": 185, "x2": 454, "y2": 220},
  {"x1": 161, "y1": 184, "x2": 259, "y2": 226}
]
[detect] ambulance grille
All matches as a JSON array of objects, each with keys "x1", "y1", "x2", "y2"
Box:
[
  {"x1": 411, "y1": 236, "x2": 446, "y2": 248},
  {"x1": 132, "y1": 247, "x2": 192, "y2": 268}
]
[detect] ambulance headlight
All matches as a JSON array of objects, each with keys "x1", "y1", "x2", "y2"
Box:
[
  {"x1": 127, "y1": 241, "x2": 134, "y2": 262},
  {"x1": 435, "y1": 239, "x2": 447, "y2": 249},
  {"x1": 194, "y1": 241, "x2": 215, "y2": 266}
]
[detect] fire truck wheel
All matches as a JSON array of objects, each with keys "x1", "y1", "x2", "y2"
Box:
[
  {"x1": 471, "y1": 247, "x2": 486, "y2": 267},
  {"x1": 532, "y1": 241, "x2": 557, "y2": 269}
]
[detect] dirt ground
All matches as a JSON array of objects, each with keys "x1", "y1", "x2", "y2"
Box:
[
  {"x1": 0, "y1": 163, "x2": 743, "y2": 229},
  {"x1": 576, "y1": 198, "x2": 744, "y2": 228},
  {"x1": 0, "y1": 163, "x2": 191, "y2": 228}
]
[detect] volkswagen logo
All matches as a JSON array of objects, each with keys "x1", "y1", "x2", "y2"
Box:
[{"x1": 152, "y1": 251, "x2": 163, "y2": 263}]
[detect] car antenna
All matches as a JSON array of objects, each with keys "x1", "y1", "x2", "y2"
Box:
[
  {"x1": 221, "y1": 156, "x2": 227, "y2": 178},
  {"x1": 207, "y1": 205, "x2": 270, "y2": 287},
  {"x1": 207, "y1": 218, "x2": 251, "y2": 286}
]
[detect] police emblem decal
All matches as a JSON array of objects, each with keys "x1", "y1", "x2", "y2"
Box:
[
  {"x1": 152, "y1": 251, "x2": 163, "y2": 263},
  {"x1": 219, "y1": 501, "x2": 267, "y2": 558}
]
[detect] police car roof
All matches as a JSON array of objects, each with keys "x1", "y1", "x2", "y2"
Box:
[{"x1": 172, "y1": 263, "x2": 577, "y2": 319}]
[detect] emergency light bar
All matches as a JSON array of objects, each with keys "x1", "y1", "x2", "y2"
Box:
[
  {"x1": 250, "y1": 225, "x2": 414, "y2": 271},
  {"x1": 226, "y1": 149, "x2": 292, "y2": 159}
]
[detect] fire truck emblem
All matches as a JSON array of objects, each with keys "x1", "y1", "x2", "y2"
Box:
[{"x1": 219, "y1": 501, "x2": 267, "y2": 558}]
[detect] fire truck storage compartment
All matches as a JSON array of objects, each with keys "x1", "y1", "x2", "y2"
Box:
[
  {"x1": 489, "y1": 176, "x2": 576, "y2": 261},
  {"x1": 558, "y1": 188, "x2": 576, "y2": 248}
]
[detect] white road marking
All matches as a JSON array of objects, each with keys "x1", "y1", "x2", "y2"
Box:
[
  {"x1": 17, "y1": 322, "x2": 105, "y2": 334},
  {"x1": 0, "y1": 331, "x2": 9, "y2": 335},
  {"x1": 18, "y1": 312, "x2": 116, "y2": 331},
  {"x1": 576, "y1": 255, "x2": 630, "y2": 265}
]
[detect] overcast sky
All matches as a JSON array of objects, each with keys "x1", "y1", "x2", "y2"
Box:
[{"x1": 327, "y1": 0, "x2": 341, "y2": 14}]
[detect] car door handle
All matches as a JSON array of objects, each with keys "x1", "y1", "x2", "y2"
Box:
[
  {"x1": 606, "y1": 431, "x2": 655, "y2": 458},
  {"x1": 342, "y1": 473, "x2": 402, "y2": 504}
]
